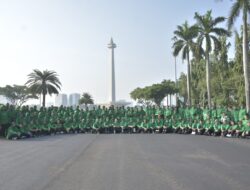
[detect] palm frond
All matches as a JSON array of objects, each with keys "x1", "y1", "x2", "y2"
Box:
[
  {"x1": 211, "y1": 27, "x2": 230, "y2": 36},
  {"x1": 212, "y1": 16, "x2": 226, "y2": 27},
  {"x1": 210, "y1": 35, "x2": 222, "y2": 52},
  {"x1": 228, "y1": 1, "x2": 241, "y2": 29}
]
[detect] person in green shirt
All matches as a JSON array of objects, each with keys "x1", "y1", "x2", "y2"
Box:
[
  {"x1": 242, "y1": 120, "x2": 250, "y2": 138},
  {"x1": 155, "y1": 117, "x2": 164, "y2": 133},
  {"x1": 71, "y1": 118, "x2": 79, "y2": 134},
  {"x1": 127, "y1": 118, "x2": 135, "y2": 134},
  {"x1": 180, "y1": 120, "x2": 190, "y2": 134},
  {"x1": 216, "y1": 106, "x2": 225, "y2": 120},
  {"x1": 179, "y1": 120, "x2": 186, "y2": 134},
  {"x1": 55, "y1": 119, "x2": 63, "y2": 134},
  {"x1": 189, "y1": 106, "x2": 196, "y2": 120},
  {"x1": 29, "y1": 119, "x2": 39, "y2": 137},
  {"x1": 212, "y1": 119, "x2": 221, "y2": 136},
  {"x1": 102, "y1": 117, "x2": 110, "y2": 134},
  {"x1": 109, "y1": 117, "x2": 115, "y2": 134},
  {"x1": 162, "y1": 119, "x2": 168, "y2": 134},
  {"x1": 63, "y1": 117, "x2": 72, "y2": 134},
  {"x1": 84, "y1": 118, "x2": 92, "y2": 133},
  {"x1": 183, "y1": 120, "x2": 192, "y2": 134},
  {"x1": 236, "y1": 121, "x2": 244, "y2": 137},
  {"x1": 164, "y1": 106, "x2": 172, "y2": 119},
  {"x1": 173, "y1": 119, "x2": 181, "y2": 134},
  {"x1": 48, "y1": 117, "x2": 57, "y2": 135},
  {"x1": 0, "y1": 105, "x2": 12, "y2": 136},
  {"x1": 196, "y1": 120, "x2": 205, "y2": 135},
  {"x1": 133, "y1": 117, "x2": 141, "y2": 133},
  {"x1": 211, "y1": 107, "x2": 217, "y2": 120},
  {"x1": 204, "y1": 119, "x2": 214, "y2": 136},
  {"x1": 113, "y1": 118, "x2": 122, "y2": 134},
  {"x1": 138, "y1": 119, "x2": 147, "y2": 133},
  {"x1": 220, "y1": 121, "x2": 231, "y2": 137},
  {"x1": 138, "y1": 107, "x2": 145, "y2": 118},
  {"x1": 165, "y1": 119, "x2": 173, "y2": 133},
  {"x1": 202, "y1": 107, "x2": 210, "y2": 121},
  {"x1": 5, "y1": 122, "x2": 21, "y2": 140},
  {"x1": 191, "y1": 119, "x2": 198, "y2": 135},
  {"x1": 98, "y1": 118, "x2": 105, "y2": 134},
  {"x1": 227, "y1": 120, "x2": 237, "y2": 137},
  {"x1": 145, "y1": 119, "x2": 153, "y2": 133},
  {"x1": 19, "y1": 121, "x2": 32, "y2": 138},
  {"x1": 92, "y1": 118, "x2": 100, "y2": 134},
  {"x1": 232, "y1": 107, "x2": 239, "y2": 123},
  {"x1": 239, "y1": 106, "x2": 247, "y2": 122},
  {"x1": 79, "y1": 118, "x2": 86, "y2": 133},
  {"x1": 120, "y1": 118, "x2": 129, "y2": 133}
]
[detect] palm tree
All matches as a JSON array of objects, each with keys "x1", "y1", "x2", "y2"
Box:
[
  {"x1": 228, "y1": 0, "x2": 250, "y2": 112},
  {"x1": 79, "y1": 92, "x2": 94, "y2": 106},
  {"x1": 194, "y1": 10, "x2": 229, "y2": 108},
  {"x1": 26, "y1": 69, "x2": 62, "y2": 107},
  {"x1": 172, "y1": 21, "x2": 198, "y2": 106}
]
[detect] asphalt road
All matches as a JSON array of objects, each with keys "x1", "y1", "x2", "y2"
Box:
[{"x1": 0, "y1": 134, "x2": 250, "y2": 190}]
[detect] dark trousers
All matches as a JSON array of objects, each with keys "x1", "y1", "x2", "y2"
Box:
[
  {"x1": 7, "y1": 134, "x2": 19, "y2": 140},
  {"x1": 114, "y1": 127, "x2": 122, "y2": 133}
]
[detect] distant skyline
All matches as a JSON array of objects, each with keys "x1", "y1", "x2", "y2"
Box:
[{"x1": 0, "y1": 0, "x2": 240, "y2": 104}]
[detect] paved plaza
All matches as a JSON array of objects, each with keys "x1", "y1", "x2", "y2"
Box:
[{"x1": 0, "y1": 134, "x2": 250, "y2": 190}]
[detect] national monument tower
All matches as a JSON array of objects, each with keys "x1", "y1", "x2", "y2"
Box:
[{"x1": 108, "y1": 38, "x2": 117, "y2": 105}]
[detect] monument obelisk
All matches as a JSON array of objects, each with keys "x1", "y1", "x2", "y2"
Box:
[{"x1": 108, "y1": 38, "x2": 117, "y2": 105}]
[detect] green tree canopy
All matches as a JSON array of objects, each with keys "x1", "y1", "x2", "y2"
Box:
[
  {"x1": 79, "y1": 93, "x2": 94, "y2": 105},
  {"x1": 0, "y1": 85, "x2": 38, "y2": 106},
  {"x1": 130, "y1": 80, "x2": 178, "y2": 106}
]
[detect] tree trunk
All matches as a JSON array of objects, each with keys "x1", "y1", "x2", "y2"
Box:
[
  {"x1": 42, "y1": 92, "x2": 46, "y2": 107},
  {"x1": 243, "y1": 13, "x2": 250, "y2": 113},
  {"x1": 187, "y1": 53, "x2": 191, "y2": 106},
  {"x1": 206, "y1": 52, "x2": 212, "y2": 108},
  {"x1": 166, "y1": 96, "x2": 169, "y2": 106},
  {"x1": 170, "y1": 95, "x2": 172, "y2": 106}
]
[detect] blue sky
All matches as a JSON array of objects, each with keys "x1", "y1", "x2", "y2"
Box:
[{"x1": 0, "y1": 0, "x2": 239, "y2": 104}]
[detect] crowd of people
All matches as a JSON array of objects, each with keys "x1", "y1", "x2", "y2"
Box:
[{"x1": 0, "y1": 104, "x2": 250, "y2": 140}]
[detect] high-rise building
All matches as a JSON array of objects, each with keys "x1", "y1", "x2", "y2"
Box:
[
  {"x1": 55, "y1": 94, "x2": 68, "y2": 107},
  {"x1": 69, "y1": 93, "x2": 80, "y2": 107}
]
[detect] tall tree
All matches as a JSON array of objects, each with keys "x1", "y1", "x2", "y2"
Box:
[
  {"x1": 25, "y1": 69, "x2": 62, "y2": 107},
  {"x1": 79, "y1": 93, "x2": 94, "y2": 106},
  {"x1": 172, "y1": 21, "x2": 198, "y2": 106},
  {"x1": 195, "y1": 10, "x2": 229, "y2": 108},
  {"x1": 228, "y1": 0, "x2": 250, "y2": 112},
  {"x1": 231, "y1": 30, "x2": 246, "y2": 105}
]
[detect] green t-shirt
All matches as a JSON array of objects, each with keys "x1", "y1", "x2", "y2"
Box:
[
  {"x1": 92, "y1": 120, "x2": 100, "y2": 129},
  {"x1": 243, "y1": 125, "x2": 250, "y2": 132},
  {"x1": 6, "y1": 125, "x2": 21, "y2": 138},
  {"x1": 239, "y1": 109, "x2": 247, "y2": 121},
  {"x1": 0, "y1": 111, "x2": 10, "y2": 125},
  {"x1": 139, "y1": 122, "x2": 147, "y2": 128},
  {"x1": 232, "y1": 124, "x2": 240, "y2": 131}
]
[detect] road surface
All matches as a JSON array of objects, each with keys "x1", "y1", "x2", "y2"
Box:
[{"x1": 0, "y1": 134, "x2": 250, "y2": 190}]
